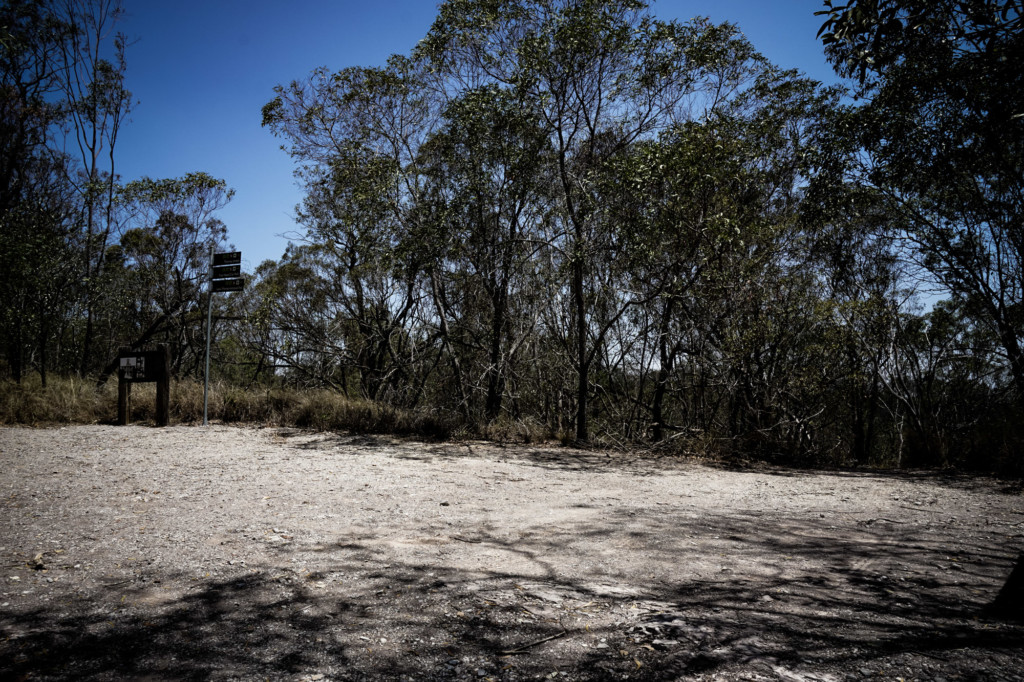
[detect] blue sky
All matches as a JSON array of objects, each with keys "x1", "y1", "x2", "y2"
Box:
[{"x1": 115, "y1": 1, "x2": 840, "y2": 272}]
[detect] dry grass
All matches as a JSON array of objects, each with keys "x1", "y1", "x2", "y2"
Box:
[
  {"x1": 0, "y1": 376, "x2": 457, "y2": 439},
  {"x1": 0, "y1": 376, "x2": 117, "y2": 425}
]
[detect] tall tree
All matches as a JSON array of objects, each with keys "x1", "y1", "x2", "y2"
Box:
[
  {"x1": 93, "y1": 173, "x2": 233, "y2": 385},
  {"x1": 0, "y1": 0, "x2": 78, "y2": 382},
  {"x1": 817, "y1": 0, "x2": 1024, "y2": 402},
  {"x1": 420, "y1": 0, "x2": 764, "y2": 440},
  {"x1": 262, "y1": 58, "x2": 434, "y2": 403},
  {"x1": 417, "y1": 85, "x2": 551, "y2": 422},
  {"x1": 818, "y1": 0, "x2": 1024, "y2": 620},
  {"x1": 56, "y1": 0, "x2": 132, "y2": 376}
]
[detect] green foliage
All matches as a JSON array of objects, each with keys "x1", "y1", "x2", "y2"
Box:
[
  {"x1": 242, "y1": 0, "x2": 1024, "y2": 468},
  {"x1": 13, "y1": 0, "x2": 1023, "y2": 472},
  {"x1": 816, "y1": 0, "x2": 1024, "y2": 407}
]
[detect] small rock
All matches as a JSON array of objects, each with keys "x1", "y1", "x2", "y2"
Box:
[
  {"x1": 477, "y1": 669, "x2": 488, "y2": 677},
  {"x1": 760, "y1": 594, "x2": 774, "y2": 602},
  {"x1": 440, "y1": 501, "x2": 450, "y2": 506}
]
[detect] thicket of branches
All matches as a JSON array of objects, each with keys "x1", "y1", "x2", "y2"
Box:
[
  {"x1": 3, "y1": 0, "x2": 1022, "y2": 471},
  {"x1": 0, "y1": 0, "x2": 234, "y2": 386}
]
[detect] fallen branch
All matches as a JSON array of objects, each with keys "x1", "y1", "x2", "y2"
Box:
[
  {"x1": 501, "y1": 630, "x2": 568, "y2": 655},
  {"x1": 899, "y1": 506, "x2": 945, "y2": 514}
]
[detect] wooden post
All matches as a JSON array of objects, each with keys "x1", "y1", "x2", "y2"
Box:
[
  {"x1": 117, "y1": 380, "x2": 131, "y2": 425},
  {"x1": 117, "y1": 345, "x2": 131, "y2": 425},
  {"x1": 155, "y1": 344, "x2": 170, "y2": 427},
  {"x1": 116, "y1": 344, "x2": 171, "y2": 427}
]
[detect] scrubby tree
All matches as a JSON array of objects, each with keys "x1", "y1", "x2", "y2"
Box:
[
  {"x1": 93, "y1": 173, "x2": 233, "y2": 384},
  {"x1": 818, "y1": 0, "x2": 1024, "y2": 402}
]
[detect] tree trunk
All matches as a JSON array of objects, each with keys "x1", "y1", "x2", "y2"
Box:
[
  {"x1": 484, "y1": 287, "x2": 506, "y2": 423},
  {"x1": 429, "y1": 272, "x2": 472, "y2": 423},
  {"x1": 652, "y1": 297, "x2": 676, "y2": 443},
  {"x1": 38, "y1": 314, "x2": 47, "y2": 388},
  {"x1": 574, "y1": 251, "x2": 588, "y2": 443},
  {"x1": 986, "y1": 553, "x2": 1024, "y2": 621}
]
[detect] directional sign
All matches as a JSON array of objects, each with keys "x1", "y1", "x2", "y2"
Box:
[
  {"x1": 212, "y1": 277, "x2": 244, "y2": 293},
  {"x1": 212, "y1": 251, "x2": 241, "y2": 266},
  {"x1": 212, "y1": 264, "x2": 241, "y2": 279}
]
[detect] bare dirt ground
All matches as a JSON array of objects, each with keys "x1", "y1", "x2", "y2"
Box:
[{"x1": 0, "y1": 425, "x2": 1022, "y2": 681}]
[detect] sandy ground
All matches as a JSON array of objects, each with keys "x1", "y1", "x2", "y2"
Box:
[{"x1": 0, "y1": 424, "x2": 1022, "y2": 681}]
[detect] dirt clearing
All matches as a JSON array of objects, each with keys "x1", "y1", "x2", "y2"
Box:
[{"x1": 1, "y1": 425, "x2": 1021, "y2": 681}]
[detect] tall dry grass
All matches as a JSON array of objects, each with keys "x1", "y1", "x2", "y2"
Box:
[
  {"x1": 0, "y1": 376, "x2": 458, "y2": 439},
  {"x1": 0, "y1": 376, "x2": 118, "y2": 424}
]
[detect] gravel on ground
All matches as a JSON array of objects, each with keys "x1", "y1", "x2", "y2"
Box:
[{"x1": 1, "y1": 425, "x2": 1022, "y2": 681}]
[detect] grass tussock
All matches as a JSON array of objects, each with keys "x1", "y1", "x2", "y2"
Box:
[
  {"x1": 0, "y1": 376, "x2": 117, "y2": 424},
  {"x1": 0, "y1": 376, "x2": 458, "y2": 440}
]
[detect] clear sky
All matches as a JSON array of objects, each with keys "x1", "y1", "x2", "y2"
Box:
[{"x1": 115, "y1": 1, "x2": 840, "y2": 272}]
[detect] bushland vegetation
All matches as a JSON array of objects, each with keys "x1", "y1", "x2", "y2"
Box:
[{"x1": 2, "y1": 0, "x2": 1022, "y2": 474}]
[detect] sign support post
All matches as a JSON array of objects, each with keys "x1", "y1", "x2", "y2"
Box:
[
  {"x1": 203, "y1": 249, "x2": 243, "y2": 427},
  {"x1": 203, "y1": 246, "x2": 214, "y2": 426}
]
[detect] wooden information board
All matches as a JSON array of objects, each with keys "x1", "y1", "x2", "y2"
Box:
[{"x1": 117, "y1": 345, "x2": 170, "y2": 426}]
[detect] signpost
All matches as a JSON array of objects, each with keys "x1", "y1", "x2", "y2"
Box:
[{"x1": 204, "y1": 249, "x2": 243, "y2": 426}]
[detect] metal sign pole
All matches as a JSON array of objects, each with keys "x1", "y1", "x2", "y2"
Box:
[
  {"x1": 203, "y1": 248, "x2": 243, "y2": 426},
  {"x1": 203, "y1": 245, "x2": 214, "y2": 426}
]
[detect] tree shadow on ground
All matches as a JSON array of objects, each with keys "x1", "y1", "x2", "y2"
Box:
[
  {"x1": 3, "y1": 499, "x2": 1021, "y2": 681},
  {"x1": 277, "y1": 430, "x2": 1024, "y2": 492}
]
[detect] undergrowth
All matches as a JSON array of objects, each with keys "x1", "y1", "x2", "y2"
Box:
[{"x1": 0, "y1": 376, "x2": 462, "y2": 440}]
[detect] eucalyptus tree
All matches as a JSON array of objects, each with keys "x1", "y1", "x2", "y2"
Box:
[
  {"x1": 0, "y1": 0, "x2": 70, "y2": 212},
  {"x1": 598, "y1": 59, "x2": 844, "y2": 452},
  {"x1": 419, "y1": 0, "x2": 771, "y2": 441},
  {"x1": 53, "y1": 0, "x2": 133, "y2": 375},
  {"x1": 416, "y1": 84, "x2": 552, "y2": 422},
  {"x1": 93, "y1": 173, "x2": 233, "y2": 384},
  {"x1": 0, "y1": 0, "x2": 78, "y2": 382},
  {"x1": 244, "y1": 246, "x2": 358, "y2": 391},
  {"x1": 817, "y1": 0, "x2": 1024, "y2": 403},
  {"x1": 262, "y1": 57, "x2": 437, "y2": 403},
  {"x1": 0, "y1": 155, "x2": 78, "y2": 384}
]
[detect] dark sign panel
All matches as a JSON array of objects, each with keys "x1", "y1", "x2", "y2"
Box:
[
  {"x1": 118, "y1": 349, "x2": 167, "y2": 382},
  {"x1": 212, "y1": 264, "x2": 241, "y2": 279},
  {"x1": 212, "y1": 277, "x2": 244, "y2": 293},
  {"x1": 212, "y1": 251, "x2": 241, "y2": 266}
]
